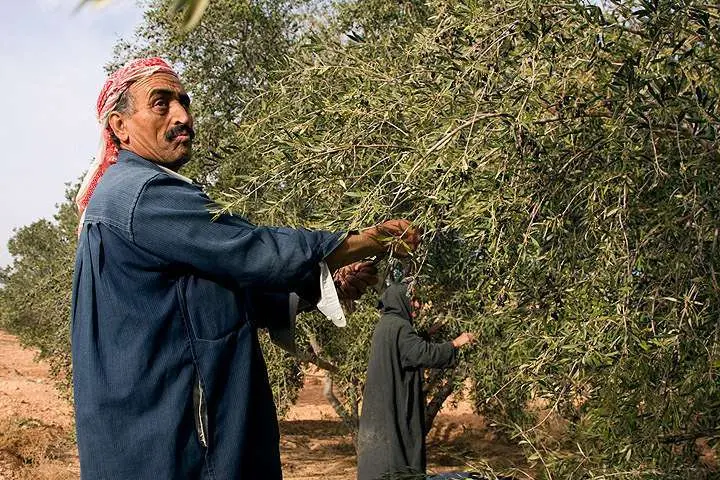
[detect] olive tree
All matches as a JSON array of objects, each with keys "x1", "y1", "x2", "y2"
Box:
[
  {"x1": 208, "y1": 0, "x2": 719, "y2": 477},
  {"x1": 5, "y1": 0, "x2": 718, "y2": 476}
]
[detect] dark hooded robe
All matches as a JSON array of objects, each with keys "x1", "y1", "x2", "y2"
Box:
[{"x1": 357, "y1": 283, "x2": 458, "y2": 480}]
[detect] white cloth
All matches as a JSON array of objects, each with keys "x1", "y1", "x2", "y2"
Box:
[{"x1": 316, "y1": 261, "x2": 346, "y2": 327}]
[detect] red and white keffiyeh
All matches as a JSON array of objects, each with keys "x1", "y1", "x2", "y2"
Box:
[{"x1": 75, "y1": 57, "x2": 179, "y2": 224}]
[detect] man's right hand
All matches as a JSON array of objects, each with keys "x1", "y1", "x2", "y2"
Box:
[
  {"x1": 361, "y1": 220, "x2": 422, "y2": 257},
  {"x1": 451, "y1": 332, "x2": 476, "y2": 349},
  {"x1": 326, "y1": 219, "x2": 421, "y2": 271}
]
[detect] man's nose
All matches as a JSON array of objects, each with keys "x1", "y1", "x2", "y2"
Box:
[{"x1": 170, "y1": 99, "x2": 192, "y2": 126}]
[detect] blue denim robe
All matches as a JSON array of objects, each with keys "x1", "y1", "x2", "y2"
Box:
[{"x1": 71, "y1": 150, "x2": 343, "y2": 479}]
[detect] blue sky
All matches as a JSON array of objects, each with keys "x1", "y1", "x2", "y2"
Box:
[{"x1": 0, "y1": 0, "x2": 145, "y2": 266}]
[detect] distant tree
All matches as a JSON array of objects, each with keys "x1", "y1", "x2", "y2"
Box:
[{"x1": 0, "y1": 184, "x2": 78, "y2": 395}]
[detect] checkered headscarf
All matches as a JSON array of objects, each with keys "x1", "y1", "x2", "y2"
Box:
[{"x1": 75, "y1": 58, "x2": 179, "y2": 225}]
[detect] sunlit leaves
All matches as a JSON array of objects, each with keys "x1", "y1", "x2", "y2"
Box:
[
  {"x1": 168, "y1": 0, "x2": 211, "y2": 31},
  {"x1": 76, "y1": 0, "x2": 214, "y2": 31},
  {"x1": 211, "y1": 0, "x2": 720, "y2": 476}
]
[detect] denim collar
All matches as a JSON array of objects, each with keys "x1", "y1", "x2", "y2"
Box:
[{"x1": 117, "y1": 149, "x2": 193, "y2": 185}]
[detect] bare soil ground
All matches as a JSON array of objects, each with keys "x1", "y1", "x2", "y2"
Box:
[
  {"x1": 0, "y1": 331, "x2": 526, "y2": 479},
  {"x1": 0, "y1": 331, "x2": 78, "y2": 480},
  {"x1": 281, "y1": 373, "x2": 528, "y2": 480}
]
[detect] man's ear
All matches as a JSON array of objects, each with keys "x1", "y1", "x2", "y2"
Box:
[{"x1": 107, "y1": 112, "x2": 130, "y2": 145}]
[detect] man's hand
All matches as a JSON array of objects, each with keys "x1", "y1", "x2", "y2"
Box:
[
  {"x1": 451, "y1": 332, "x2": 476, "y2": 349},
  {"x1": 333, "y1": 261, "x2": 379, "y2": 301},
  {"x1": 325, "y1": 219, "x2": 421, "y2": 271},
  {"x1": 362, "y1": 220, "x2": 422, "y2": 258}
]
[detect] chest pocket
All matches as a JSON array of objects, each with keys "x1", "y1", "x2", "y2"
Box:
[{"x1": 180, "y1": 275, "x2": 246, "y2": 341}]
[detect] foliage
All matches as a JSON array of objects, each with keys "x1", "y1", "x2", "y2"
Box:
[
  {"x1": 76, "y1": 0, "x2": 212, "y2": 31},
  {"x1": 3, "y1": 0, "x2": 719, "y2": 477},
  {"x1": 0, "y1": 185, "x2": 78, "y2": 396},
  {"x1": 208, "y1": 0, "x2": 720, "y2": 477},
  {"x1": 111, "y1": 0, "x2": 317, "y2": 183}
]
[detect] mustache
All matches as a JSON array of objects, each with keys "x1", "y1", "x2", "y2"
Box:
[{"x1": 165, "y1": 124, "x2": 196, "y2": 142}]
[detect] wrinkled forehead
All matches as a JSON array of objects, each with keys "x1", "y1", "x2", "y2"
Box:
[{"x1": 127, "y1": 72, "x2": 186, "y2": 98}]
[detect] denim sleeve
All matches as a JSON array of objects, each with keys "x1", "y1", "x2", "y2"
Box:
[
  {"x1": 131, "y1": 174, "x2": 344, "y2": 290},
  {"x1": 248, "y1": 264, "x2": 320, "y2": 346},
  {"x1": 246, "y1": 290, "x2": 292, "y2": 330},
  {"x1": 247, "y1": 289, "x2": 299, "y2": 353}
]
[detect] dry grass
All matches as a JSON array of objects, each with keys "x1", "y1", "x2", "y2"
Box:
[{"x1": 0, "y1": 417, "x2": 78, "y2": 480}]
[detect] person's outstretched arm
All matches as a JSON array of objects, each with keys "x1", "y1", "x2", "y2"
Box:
[
  {"x1": 398, "y1": 323, "x2": 475, "y2": 369},
  {"x1": 132, "y1": 175, "x2": 419, "y2": 290}
]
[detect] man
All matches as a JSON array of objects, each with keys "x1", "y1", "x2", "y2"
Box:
[
  {"x1": 71, "y1": 57, "x2": 420, "y2": 479},
  {"x1": 357, "y1": 282, "x2": 475, "y2": 480}
]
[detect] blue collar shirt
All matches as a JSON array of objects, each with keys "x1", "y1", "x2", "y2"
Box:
[{"x1": 71, "y1": 150, "x2": 343, "y2": 479}]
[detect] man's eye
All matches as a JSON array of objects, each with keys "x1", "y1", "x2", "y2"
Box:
[{"x1": 154, "y1": 100, "x2": 168, "y2": 109}]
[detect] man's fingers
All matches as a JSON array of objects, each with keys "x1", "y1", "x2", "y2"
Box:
[
  {"x1": 342, "y1": 283, "x2": 360, "y2": 299},
  {"x1": 344, "y1": 275, "x2": 367, "y2": 290},
  {"x1": 353, "y1": 261, "x2": 377, "y2": 273},
  {"x1": 370, "y1": 220, "x2": 422, "y2": 256},
  {"x1": 355, "y1": 266, "x2": 378, "y2": 277},
  {"x1": 333, "y1": 260, "x2": 382, "y2": 300},
  {"x1": 354, "y1": 271, "x2": 378, "y2": 284},
  {"x1": 333, "y1": 266, "x2": 352, "y2": 280},
  {"x1": 390, "y1": 238, "x2": 419, "y2": 257}
]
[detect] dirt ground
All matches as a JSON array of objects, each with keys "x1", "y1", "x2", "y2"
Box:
[
  {"x1": 0, "y1": 331, "x2": 78, "y2": 480},
  {"x1": 0, "y1": 331, "x2": 526, "y2": 480}
]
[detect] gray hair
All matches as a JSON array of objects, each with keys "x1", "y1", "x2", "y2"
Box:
[{"x1": 108, "y1": 90, "x2": 135, "y2": 148}]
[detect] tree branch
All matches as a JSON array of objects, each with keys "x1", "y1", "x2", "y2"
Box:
[
  {"x1": 659, "y1": 429, "x2": 720, "y2": 444},
  {"x1": 323, "y1": 375, "x2": 359, "y2": 444}
]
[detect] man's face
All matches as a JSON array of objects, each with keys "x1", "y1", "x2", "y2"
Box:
[{"x1": 110, "y1": 73, "x2": 195, "y2": 169}]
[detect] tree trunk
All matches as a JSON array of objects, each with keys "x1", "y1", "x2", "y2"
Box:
[
  {"x1": 424, "y1": 363, "x2": 469, "y2": 432},
  {"x1": 308, "y1": 332, "x2": 359, "y2": 444},
  {"x1": 323, "y1": 375, "x2": 359, "y2": 447}
]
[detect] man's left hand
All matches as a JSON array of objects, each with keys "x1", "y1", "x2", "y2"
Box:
[{"x1": 333, "y1": 261, "x2": 379, "y2": 301}]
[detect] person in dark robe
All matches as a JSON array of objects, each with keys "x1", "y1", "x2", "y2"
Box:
[
  {"x1": 357, "y1": 282, "x2": 476, "y2": 480},
  {"x1": 71, "y1": 57, "x2": 421, "y2": 480}
]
